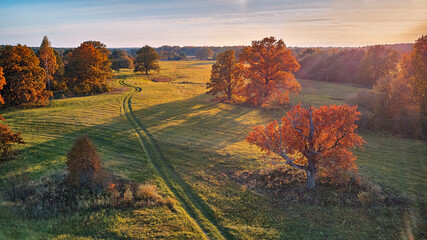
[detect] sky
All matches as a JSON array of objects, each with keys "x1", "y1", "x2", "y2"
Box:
[{"x1": 0, "y1": 0, "x2": 426, "y2": 48}]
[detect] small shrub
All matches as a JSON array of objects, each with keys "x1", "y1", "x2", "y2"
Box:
[
  {"x1": 66, "y1": 136, "x2": 107, "y2": 192},
  {"x1": 357, "y1": 183, "x2": 385, "y2": 205},
  {"x1": 123, "y1": 185, "x2": 134, "y2": 203},
  {"x1": 135, "y1": 183, "x2": 161, "y2": 201}
]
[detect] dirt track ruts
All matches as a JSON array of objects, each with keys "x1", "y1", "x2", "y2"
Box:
[{"x1": 119, "y1": 77, "x2": 233, "y2": 240}]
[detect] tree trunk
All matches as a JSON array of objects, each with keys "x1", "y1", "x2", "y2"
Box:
[{"x1": 306, "y1": 170, "x2": 316, "y2": 190}]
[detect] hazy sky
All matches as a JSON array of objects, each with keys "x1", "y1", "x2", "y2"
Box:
[{"x1": 0, "y1": 0, "x2": 426, "y2": 47}]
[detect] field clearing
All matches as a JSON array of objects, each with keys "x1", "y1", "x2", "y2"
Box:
[{"x1": 0, "y1": 60, "x2": 425, "y2": 239}]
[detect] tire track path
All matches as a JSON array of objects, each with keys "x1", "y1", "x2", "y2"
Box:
[{"x1": 119, "y1": 77, "x2": 233, "y2": 240}]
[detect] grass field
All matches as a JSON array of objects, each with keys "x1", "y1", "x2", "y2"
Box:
[{"x1": 0, "y1": 60, "x2": 425, "y2": 239}]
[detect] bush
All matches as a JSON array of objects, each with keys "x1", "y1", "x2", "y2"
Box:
[
  {"x1": 0, "y1": 116, "x2": 25, "y2": 162},
  {"x1": 66, "y1": 136, "x2": 108, "y2": 192},
  {"x1": 135, "y1": 183, "x2": 162, "y2": 202},
  {"x1": 123, "y1": 185, "x2": 134, "y2": 203},
  {"x1": 357, "y1": 183, "x2": 385, "y2": 205},
  {"x1": 347, "y1": 89, "x2": 422, "y2": 138}
]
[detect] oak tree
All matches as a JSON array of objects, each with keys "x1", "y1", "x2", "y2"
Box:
[
  {"x1": 37, "y1": 36, "x2": 58, "y2": 90},
  {"x1": 64, "y1": 42, "x2": 112, "y2": 95},
  {"x1": 196, "y1": 47, "x2": 213, "y2": 60},
  {"x1": 0, "y1": 45, "x2": 52, "y2": 106},
  {"x1": 239, "y1": 37, "x2": 301, "y2": 106},
  {"x1": 207, "y1": 50, "x2": 244, "y2": 101},
  {"x1": 0, "y1": 68, "x2": 24, "y2": 161},
  {"x1": 247, "y1": 104, "x2": 364, "y2": 189},
  {"x1": 134, "y1": 45, "x2": 160, "y2": 75}
]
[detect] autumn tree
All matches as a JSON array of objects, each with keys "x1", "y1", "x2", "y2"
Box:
[
  {"x1": 207, "y1": 50, "x2": 244, "y2": 101},
  {"x1": 64, "y1": 41, "x2": 112, "y2": 95},
  {"x1": 66, "y1": 136, "x2": 105, "y2": 190},
  {"x1": 111, "y1": 49, "x2": 133, "y2": 72},
  {"x1": 247, "y1": 104, "x2": 364, "y2": 189},
  {"x1": 51, "y1": 49, "x2": 66, "y2": 91},
  {"x1": 0, "y1": 68, "x2": 25, "y2": 161},
  {"x1": 348, "y1": 54, "x2": 422, "y2": 137},
  {"x1": 0, "y1": 67, "x2": 5, "y2": 104},
  {"x1": 239, "y1": 37, "x2": 301, "y2": 106},
  {"x1": 411, "y1": 35, "x2": 427, "y2": 112},
  {"x1": 196, "y1": 48, "x2": 214, "y2": 60},
  {"x1": 0, "y1": 45, "x2": 52, "y2": 106},
  {"x1": 37, "y1": 36, "x2": 58, "y2": 90},
  {"x1": 360, "y1": 45, "x2": 399, "y2": 86},
  {"x1": 134, "y1": 45, "x2": 160, "y2": 75}
]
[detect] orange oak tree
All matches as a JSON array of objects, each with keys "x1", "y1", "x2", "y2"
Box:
[
  {"x1": 64, "y1": 42, "x2": 112, "y2": 94},
  {"x1": 207, "y1": 50, "x2": 244, "y2": 101},
  {"x1": 247, "y1": 104, "x2": 364, "y2": 189},
  {"x1": 0, "y1": 44, "x2": 52, "y2": 106},
  {"x1": 0, "y1": 68, "x2": 24, "y2": 161},
  {"x1": 239, "y1": 37, "x2": 300, "y2": 106}
]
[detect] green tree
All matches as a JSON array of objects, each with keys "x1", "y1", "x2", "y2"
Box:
[
  {"x1": 64, "y1": 42, "x2": 112, "y2": 95},
  {"x1": 207, "y1": 50, "x2": 244, "y2": 101},
  {"x1": 51, "y1": 49, "x2": 66, "y2": 91},
  {"x1": 196, "y1": 47, "x2": 213, "y2": 60},
  {"x1": 37, "y1": 36, "x2": 58, "y2": 91},
  {"x1": 0, "y1": 45, "x2": 52, "y2": 106},
  {"x1": 111, "y1": 50, "x2": 133, "y2": 72},
  {"x1": 134, "y1": 45, "x2": 160, "y2": 75}
]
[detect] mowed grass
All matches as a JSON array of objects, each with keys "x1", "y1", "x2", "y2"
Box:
[
  {"x1": 0, "y1": 78, "x2": 205, "y2": 239},
  {"x1": 125, "y1": 61, "x2": 426, "y2": 239},
  {"x1": 0, "y1": 60, "x2": 425, "y2": 239}
]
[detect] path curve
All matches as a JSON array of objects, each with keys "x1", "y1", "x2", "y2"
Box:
[{"x1": 119, "y1": 77, "x2": 233, "y2": 240}]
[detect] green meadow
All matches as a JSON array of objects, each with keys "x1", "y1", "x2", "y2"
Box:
[{"x1": 0, "y1": 61, "x2": 425, "y2": 239}]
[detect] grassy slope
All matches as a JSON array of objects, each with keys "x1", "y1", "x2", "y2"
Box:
[
  {"x1": 0, "y1": 60, "x2": 425, "y2": 239},
  {"x1": 127, "y1": 61, "x2": 426, "y2": 239},
  {"x1": 0, "y1": 79, "x2": 204, "y2": 239}
]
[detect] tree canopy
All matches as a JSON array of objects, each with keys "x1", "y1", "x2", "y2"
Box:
[
  {"x1": 64, "y1": 41, "x2": 112, "y2": 95},
  {"x1": 239, "y1": 37, "x2": 300, "y2": 106},
  {"x1": 247, "y1": 104, "x2": 364, "y2": 189},
  {"x1": 206, "y1": 50, "x2": 244, "y2": 101},
  {"x1": 134, "y1": 45, "x2": 160, "y2": 75},
  {"x1": 196, "y1": 48, "x2": 214, "y2": 60},
  {"x1": 37, "y1": 36, "x2": 58, "y2": 90},
  {"x1": 411, "y1": 35, "x2": 427, "y2": 112},
  {"x1": 111, "y1": 49, "x2": 133, "y2": 72},
  {"x1": 0, "y1": 67, "x2": 25, "y2": 161},
  {"x1": 0, "y1": 44, "x2": 52, "y2": 106},
  {"x1": 360, "y1": 45, "x2": 399, "y2": 86}
]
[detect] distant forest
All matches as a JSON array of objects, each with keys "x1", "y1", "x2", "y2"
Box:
[{"x1": 22, "y1": 43, "x2": 413, "y2": 87}]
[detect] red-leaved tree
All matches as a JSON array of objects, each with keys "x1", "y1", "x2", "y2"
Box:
[
  {"x1": 239, "y1": 37, "x2": 300, "y2": 106},
  {"x1": 247, "y1": 104, "x2": 364, "y2": 189}
]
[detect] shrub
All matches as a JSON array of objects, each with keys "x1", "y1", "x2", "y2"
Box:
[
  {"x1": 66, "y1": 136, "x2": 107, "y2": 192},
  {"x1": 357, "y1": 183, "x2": 385, "y2": 205},
  {"x1": 135, "y1": 183, "x2": 161, "y2": 201},
  {"x1": 123, "y1": 185, "x2": 134, "y2": 203},
  {"x1": 0, "y1": 116, "x2": 25, "y2": 162}
]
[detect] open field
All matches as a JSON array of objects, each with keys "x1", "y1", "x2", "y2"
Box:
[{"x1": 0, "y1": 61, "x2": 425, "y2": 239}]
